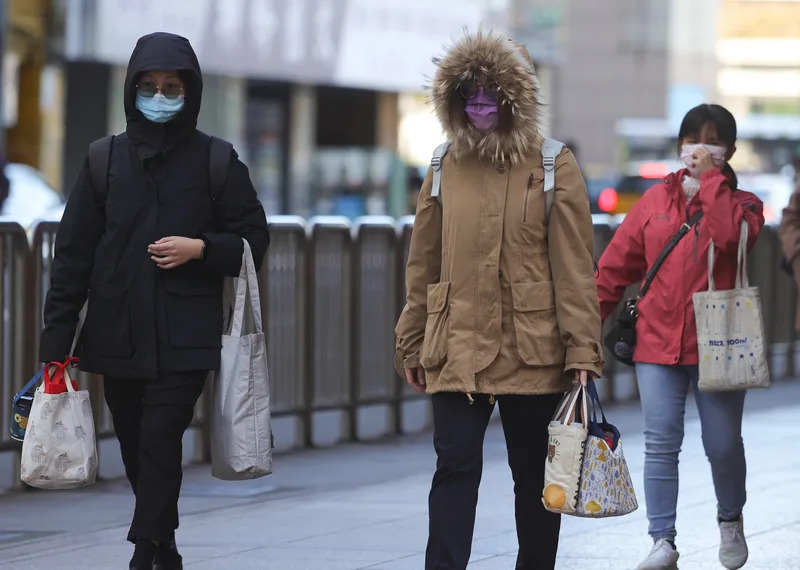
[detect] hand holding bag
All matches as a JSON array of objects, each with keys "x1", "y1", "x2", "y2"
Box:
[
  {"x1": 693, "y1": 222, "x2": 770, "y2": 391},
  {"x1": 542, "y1": 385, "x2": 589, "y2": 514},
  {"x1": 20, "y1": 362, "x2": 98, "y2": 489},
  {"x1": 575, "y1": 380, "x2": 638, "y2": 517},
  {"x1": 210, "y1": 239, "x2": 273, "y2": 480}
]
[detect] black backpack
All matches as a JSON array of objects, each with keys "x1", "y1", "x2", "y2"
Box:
[{"x1": 86, "y1": 134, "x2": 233, "y2": 207}]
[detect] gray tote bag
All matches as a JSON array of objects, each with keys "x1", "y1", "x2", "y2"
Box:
[{"x1": 211, "y1": 239, "x2": 273, "y2": 480}]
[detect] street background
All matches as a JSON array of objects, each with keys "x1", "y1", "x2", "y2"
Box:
[{"x1": 2, "y1": 1, "x2": 800, "y2": 568}]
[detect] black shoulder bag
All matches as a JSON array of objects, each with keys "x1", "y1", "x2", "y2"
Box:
[{"x1": 604, "y1": 210, "x2": 704, "y2": 366}]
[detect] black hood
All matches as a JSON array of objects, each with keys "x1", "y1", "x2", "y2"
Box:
[{"x1": 124, "y1": 32, "x2": 203, "y2": 150}]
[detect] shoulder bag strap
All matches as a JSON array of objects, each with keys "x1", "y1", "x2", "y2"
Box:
[
  {"x1": 541, "y1": 137, "x2": 565, "y2": 222},
  {"x1": 87, "y1": 135, "x2": 115, "y2": 207},
  {"x1": 430, "y1": 142, "x2": 452, "y2": 205},
  {"x1": 639, "y1": 209, "x2": 704, "y2": 299}
]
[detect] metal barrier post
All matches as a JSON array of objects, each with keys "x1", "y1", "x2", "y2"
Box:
[
  {"x1": 307, "y1": 217, "x2": 352, "y2": 446},
  {"x1": 263, "y1": 216, "x2": 309, "y2": 450},
  {"x1": 351, "y1": 217, "x2": 398, "y2": 440},
  {"x1": 748, "y1": 227, "x2": 783, "y2": 376},
  {"x1": 0, "y1": 223, "x2": 29, "y2": 460}
]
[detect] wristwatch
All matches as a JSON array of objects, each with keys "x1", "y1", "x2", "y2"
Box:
[{"x1": 200, "y1": 241, "x2": 207, "y2": 261}]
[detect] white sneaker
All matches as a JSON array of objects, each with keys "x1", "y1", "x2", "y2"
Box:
[
  {"x1": 719, "y1": 516, "x2": 748, "y2": 569},
  {"x1": 637, "y1": 538, "x2": 679, "y2": 570}
]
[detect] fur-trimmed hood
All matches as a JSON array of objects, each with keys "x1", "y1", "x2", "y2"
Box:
[{"x1": 431, "y1": 32, "x2": 543, "y2": 165}]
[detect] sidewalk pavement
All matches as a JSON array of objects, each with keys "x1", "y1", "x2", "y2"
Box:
[{"x1": 0, "y1": 381, "x2": 798, "y2": 570}]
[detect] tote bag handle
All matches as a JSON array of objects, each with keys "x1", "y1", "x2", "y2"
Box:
[
  {"x1": 228, "y1": 239, "x2": 264, "y2": 337},
  {"x1": 707, "y1": 221, "x2": 749, "y2": 292}
]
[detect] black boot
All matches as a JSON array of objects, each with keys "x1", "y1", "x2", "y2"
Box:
[
  {"x1": 153, "y1": 533, "x2": 183, "y2": 570},
  {"x1": 129, "y1": 539, "x2": 157, "y2": 570}
]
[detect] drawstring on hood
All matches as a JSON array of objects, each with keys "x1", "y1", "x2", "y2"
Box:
[{"x1": 431, "y1": 32, "x2": 544, "y2": 165}]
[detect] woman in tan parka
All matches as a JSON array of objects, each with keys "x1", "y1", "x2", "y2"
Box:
[{"x1": 395, "y1": 33, "x2": 604, "y2": 570}]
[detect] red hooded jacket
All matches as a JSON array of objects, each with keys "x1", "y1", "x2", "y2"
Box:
[{"x1": 596, "y1": 167, "x2": 765, "y2": 366}]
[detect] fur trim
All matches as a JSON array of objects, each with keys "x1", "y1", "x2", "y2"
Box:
[{"x1": 431, "y1": 32, "x2": 543, "y2": 165}]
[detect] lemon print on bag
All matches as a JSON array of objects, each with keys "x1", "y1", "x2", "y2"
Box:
[
  {"x1": 543, "y1": 484, "x2": 567, "y2": 509},
  {"x1": 585, "y1": 500, "x2": 602, "y2": 514}
]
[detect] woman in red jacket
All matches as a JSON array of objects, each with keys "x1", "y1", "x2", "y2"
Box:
[{"x1": 596, "y1": 104, "x2": 764, "y2": 570}]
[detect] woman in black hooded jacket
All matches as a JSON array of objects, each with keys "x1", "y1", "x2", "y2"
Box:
[{"x1": 39, "y1": 33, "x2": 269, "y2": 570}]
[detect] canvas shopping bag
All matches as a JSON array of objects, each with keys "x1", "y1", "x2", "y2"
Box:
[
  {"x1": 20, "y1": 362, "x2": 97, "y2": 489},
  {"x1": 575, "y1": 381, "x2": 638, "y2": 518},
  {"x1": 693, "y1": 221, "x2": 770, "y2": 392},
  {"x1": 210, "y1": 239, "x2": 273, "y2": 480},
  {"x1": 542, "y1": 385, "x2": 589, "y2": 514}
]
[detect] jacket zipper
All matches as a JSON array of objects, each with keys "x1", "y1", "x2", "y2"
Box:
[{"x1": 523, "y1": 173, "x2": 534, "y2": 223}]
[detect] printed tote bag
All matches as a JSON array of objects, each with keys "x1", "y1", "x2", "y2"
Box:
[
  {"x1": 542, "y1": 385, "x2": 588, "y2": 514},
  {"x1": 20, "y1": 363, "x2": 97, "y2": 489},
  {"x1": 693, "y1": 221, "x2": 770, "y2": 392},
  {"x1": 575, "y1": 381, "x2": 638, "y2": 518},
  {"x1": 210, "y1": 239, "x2": 273, "y2": 480}
]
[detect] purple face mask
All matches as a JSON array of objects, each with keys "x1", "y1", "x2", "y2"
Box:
[{"x1": 465, "y1": 89, "x2": 498, "y2": 133}]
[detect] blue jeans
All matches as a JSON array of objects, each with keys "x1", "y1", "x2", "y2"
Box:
[{"x1": 635, "y1": 363, "x2": 747, "y2": 542}]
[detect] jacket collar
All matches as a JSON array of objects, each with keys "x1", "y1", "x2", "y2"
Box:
[{"x1": 664, "y1": 167, "x2": 738, "y2": 209}]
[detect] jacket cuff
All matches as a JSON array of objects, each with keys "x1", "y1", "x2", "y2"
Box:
[
  {"x1": 198, "y1": 232, "x2": 245, "y2": 276},
  {"x1": 394, "y1": 349, "x2": 421, "y2": 378},
  {"x1": 39, "y1": 329, "x2": 74, "y2": 364},
  {"x1": 564, "y1": 346, "x2": 604, "y2": 378}
]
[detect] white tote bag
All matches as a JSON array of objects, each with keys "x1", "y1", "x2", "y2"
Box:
[
  {"x1": 211, "y1": 239, "x2": 273, "y2": 480},
  {"x1": 542, "y1": 385, "x2": 588, "y2": 514},
  {"x1": 20, "y1": 364, "x2": 97, "y2": 489},
  {"x1": 693, "y1": 221, "x2": 770, "y2": 392}
]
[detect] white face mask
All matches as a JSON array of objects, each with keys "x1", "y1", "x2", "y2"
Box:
[{"x1": 680, "y1": 144, "x2": 727, "y2": 178}]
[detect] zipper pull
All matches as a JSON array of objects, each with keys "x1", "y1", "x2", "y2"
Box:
[{"x1": 527, "y1": 173, "x2": 534, "y2": 189}]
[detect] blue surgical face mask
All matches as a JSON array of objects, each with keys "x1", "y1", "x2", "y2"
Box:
[{"x1": 135, "y1": 93, "x2": 185, "y2": 123}]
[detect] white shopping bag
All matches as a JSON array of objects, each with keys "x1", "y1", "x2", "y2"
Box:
[
  {"x1": 693, "y1": 222, "x2": 770, "y2": 392},
  {"x1": 20, "y1": 364, "x2": 97, "y2": 489},
  {"x1": 542, "y1": 385, "x2": 588, "y2": 514},
  {"x1": 210, "y1": 239, "x2": 273, "y2": 480}
]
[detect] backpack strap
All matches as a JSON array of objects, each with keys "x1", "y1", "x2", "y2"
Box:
[
  {"x1": 88, "y1": 135, "x2": 115, "y2": 207},
  {"x1": 209, "y1": 136, "x2": 233, "y2": 203},
  {"x1": 541, "y1": 137, "x2": 564, "y2": 221},
  {"x1": 430, "y1": 142, "x2": 452, "y2": 205}
]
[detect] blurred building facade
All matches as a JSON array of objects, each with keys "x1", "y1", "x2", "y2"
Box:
[
  {"x1": 552, "y1": 0, "x2": 671, "y2": 175},
  {"x1": 7, "y1": 0, "x2": 799, "y2": 216},
  {"x1": 2, "y1": 0, "x2": 512, "y2": 217},
  {"x1": 716, "y1": 0, "x2": 800, "y2": 173}
]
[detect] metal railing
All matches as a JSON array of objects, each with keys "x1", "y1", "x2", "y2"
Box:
[
  {"x1": 0, "y1": 223, "x2": 29, "y2": 452},
  {"x1": 1, "y1": 218, "x2": 798, "y2": 462}
]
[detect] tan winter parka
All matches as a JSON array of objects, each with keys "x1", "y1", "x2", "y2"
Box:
[{"x1": 394, "y1": 33, "x2": 604, "y2": 396}]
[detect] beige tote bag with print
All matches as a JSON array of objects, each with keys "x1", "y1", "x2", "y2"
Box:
[
  {"x1": 693, "y1": 221, "x2": 770, "y2": 392},
  {"x1": 542, "y1": 385, "x2": 589, "y2": 514}
]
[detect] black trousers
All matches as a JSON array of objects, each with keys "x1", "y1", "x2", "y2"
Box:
[
  {"x1": 104, "y1": 371, "x2": 207, "y2": 544},
  {"x1": 426, "y1": 392, "x2": 563, "y2": 570}
]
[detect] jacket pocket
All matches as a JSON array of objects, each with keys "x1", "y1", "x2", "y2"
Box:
[
  {"x1": 511, "y1": 281, "x2": 565, "y2": 366},
  {"x1": 84, "y1": 286, "x2": 133, "y2": 358},
  {"x1": 164, "y1": 277, "x2": 223, "y2": 349},
  {"x1": 419, "y1": 281, "x2": 451, "y2": 370}
]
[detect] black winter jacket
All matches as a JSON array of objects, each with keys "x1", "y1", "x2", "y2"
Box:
[{"x1": 40, "y1": 32, "x2": 269, "y2": 379}]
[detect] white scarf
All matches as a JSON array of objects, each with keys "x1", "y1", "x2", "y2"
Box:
[{"x1": 682, "y1": 175, "x2": 701, "y2": 201}]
